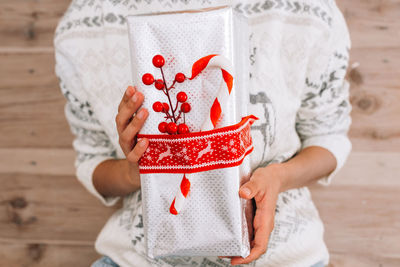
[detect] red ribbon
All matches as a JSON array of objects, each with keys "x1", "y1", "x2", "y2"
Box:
[{"x1": 137, "y1": 115, "x2": 258, "y2": 174}]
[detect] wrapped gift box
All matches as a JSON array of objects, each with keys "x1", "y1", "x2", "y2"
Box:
[{"x1": 127, "y1": 6, "x2": 253, "y2": 258}]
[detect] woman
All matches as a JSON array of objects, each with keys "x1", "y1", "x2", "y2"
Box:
[{"x1": 54, "y1": 0, "x2": 351, "y2": 266}]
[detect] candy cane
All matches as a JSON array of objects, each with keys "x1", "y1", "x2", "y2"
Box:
[
  {"x1": 169, "y1": 54, "x2": 234, "y2": 215},
  {"x1": 169, "y1": 174, "x2": 191, "y2": 215}
]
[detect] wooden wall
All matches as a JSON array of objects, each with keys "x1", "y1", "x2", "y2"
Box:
[{"x1": 0, "y1": 0, "x2": 399, "y2": 266}]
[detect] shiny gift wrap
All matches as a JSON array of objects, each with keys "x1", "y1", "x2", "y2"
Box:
[{"x1": 127, "y1": 7, "x2": 252, "y2": 258}]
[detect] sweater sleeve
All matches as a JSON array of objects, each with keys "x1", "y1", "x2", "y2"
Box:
[
  {"x1": 55, "y1": 50, "x2": 120, "y2": 206},
  {"x1": 295, "y1": 6, "x2": 352, "y2": 185}
]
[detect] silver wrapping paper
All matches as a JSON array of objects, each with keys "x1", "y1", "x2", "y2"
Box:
[{"x1": 127, "y1": 7, "x2": 251, "y2": 258}]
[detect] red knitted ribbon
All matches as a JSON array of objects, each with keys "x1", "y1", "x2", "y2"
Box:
[{"x1": 137, "y1": 115, "x2": 258, "y2": 174}]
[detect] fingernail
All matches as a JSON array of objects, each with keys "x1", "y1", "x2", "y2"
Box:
[
  {"x1": 132, "y1": 93, "x2": 138, "y2": 102},
  {"x1": 137, "y1": 109, "x2": 144, "y2": 119},
  {"x1": 241, "y1": 187, "x2": 251, "y2": 196},
  {"x1": 126, "y1": 86, "x2": 135, "y2": 97},
  {"x1": 139, "y1": 139, "x2": 146, "y2": 147}
]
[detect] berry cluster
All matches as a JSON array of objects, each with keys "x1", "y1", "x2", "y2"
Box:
[{"x1": 142, "y1": 55, "x2": 191, "y2": 135}]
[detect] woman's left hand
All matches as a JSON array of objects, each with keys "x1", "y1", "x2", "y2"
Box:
[{"x1": 230, "y1": 163, "x2": 286, "y2": 266}]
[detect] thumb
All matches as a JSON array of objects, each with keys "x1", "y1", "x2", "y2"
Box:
[{"x1": 239, "y1": 179, "x2": 259, "y2": 200}]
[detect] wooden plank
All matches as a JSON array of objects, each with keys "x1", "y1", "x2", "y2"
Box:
[
  {"x1": 311, "y1": 151, "x2": 400, "y2": 264},
  {"x1": 332, "y1": 151, "x2": 400, "y2": 186},
  {"x1": 0, "y1": 0, "x2": 70, "y2": 48},
  {"x1": 337, "y1": 0, "x2": 400, "y2": 49},
  {"x1": 0, "y1": 175, "x2": 398, "y2": 264},
  {"x1": 0, "y1": 53, "x2": 73, "y2": 149},
  {"x1": 0, "y1": 0, "x2": 399, "y2": 49},
  {"x1": 1, "y1": 50, "x2": 399, "y2": 150},
  {"x1": 312, "y1": 153, "x2": 400, "y2": 266},
  {"x1": 0, "y1": 148, "x2": 397, "y2": 183},
  {"x1": 0, "y1": 241, "x2": 99, "y2": 267},
  {"x1": 349, "y1": 48, "x2": 400, "y2": 90},
  {"x1": 0, "y1": 88, "x2": 73, "y2": 149},
  {"x1": 347, "y1": 47, "x2": 400, "y2": 151},
  {"x1": 3, "y1": 47, "x2": 398, "y2": 90},
  {"x1": 0, "y1": 151, "x2": 397, "y2": 238},
  {"x1": 329, "y1": 253, "x2": 400, "y2": 267},
  {"x1": 0, "y1": 173, "x2": 119, "y2": 243},
  {"x1": 350, "y1": 137, "x2": 400, "y2": 153},
  {"x1": 2, "y1": 243, "x2": 399, "y2": 267},
  {"x1": 1, "y1": 182, "x2": 399, "y2": 266},
  {"x1": 0, "y1": 148, "x2": 75, "y2": 176},
  {"x1": 349, "y1": 86, "x2": 400, "y2": 152},
  {"x1": 311, "y1": 184, "x2": 400, "y2": 266},
  {"x1": 1, "y1": 243, "x2": 399, "y2": 267},
  {"x1": 0, "y1": 52, "x2": 57, "y2": 88}
]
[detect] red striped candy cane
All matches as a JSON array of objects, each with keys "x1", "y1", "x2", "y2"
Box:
[
  {"x1": 169, "y1": 55, "x2": 234, "y2": 215},
  {"x1": 169, "y1": 174, "x2": 191, "y2": 215},
  {"x1": 189, "y1": 54, "x2": 234, "y2": 130}
]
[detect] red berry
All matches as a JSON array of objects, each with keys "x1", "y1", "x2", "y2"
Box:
[
  {"x1": 167, "y1": 122, "x2": 178, "y2": 134},
  {"x1": 162, "y1": 103, "x2": 170, "y2": 112},
  {"x1": 178, "y1": 123, "x2": 189, "y2": 134},
  {"x1": 152, "y1": 55, "x2": 165, "y2": 68},
  {"x1": 181, "y1": 102, "x2": 191, "y2": 113},
  {"x1": 158, "y1": 122, "x2": 168, "y2": 133},
  {"x1": 175, "y1": 73, "x2": 186, "y2": 83},
  {"x1": 176, "y1": 92, "x2": 187, "y2": 103},
  {"x1": 152, "y1": 101, "x2": 163, "y2": 112},
  {"x1": 142, "y1": 73, "x2": 154, "y2": 85},
  {"x1": 155, "y1": 79, "x2": 164, "y2": 90}
]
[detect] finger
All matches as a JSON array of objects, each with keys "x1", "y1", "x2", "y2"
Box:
[
  {"x1": 230, "y1": 245, "x2": 266, "y2": 265},
  {"x1": 252, "y1": 184, "x2": 276, "y2": 235},
  {"x1": 245, "y1": 199, "x2": 255, "y2": 240},
  {"x1": 119, "y1": 108, "x2": 149, "y2": 154},
  {"x1": 252, "y1": 209, "x2": 274, "y2": 246},
  {"x1": 239, "y1": 170, "x2": 266, "y2": 200},
  {"x1": 127, "y1": 138, "x2": 149, "y2": 163},
  {"x1": 116, "y1": 91, "x2": 144, "y2": 134},
  {"x1": 231, "y1": 196, "x2": 275, "y2": 266},
  {"x1": 118, "y1": 86, "x2": 136, "y2": 113},
  {"x1": 118, "y1": 86, "x2": 136, "y2": 112},
  {"x1": 233, "y1": 186, "x2": 276, "y2": 265},
  {"x1": 230, "y1": 215, "x2": 272, "y2": 265}
]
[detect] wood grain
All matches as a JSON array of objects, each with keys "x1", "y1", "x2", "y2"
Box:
[
  {"x1": 0, "y1": 91, "x2": 73, "y2": 149},
  {"x1": 340, "y1": 0, "x2": 400, "y2": 49},
  {"x1": 0, "y1": 151, "x2": 397, "y2": 253},
  {"x1": 323, "y1": 151, "x2": 400, "y2": 187},
  {"x1": 0, "y1": 52, "x2": 57, "y2": 88},
  {"x1": 0, "y1": 54, "x2": 73, "y2": 149},
  {"x1": 329, "y1": 254, "x2": 400, "y2": 267},
  {"x1": 312, "y1": 184, "x2": 400, "y2": 266},
  {"x1": 1, "y1": 0, "x2": 399, "y2": 49},
  {"x1": 1, "y1": 49, "x2": 399, "y2": 150},
  {"x1": 0, "y1": 241, "x2": 98, "y2": 267},
  {"x1": 349, "y1": 48, "x2": 400, "y2": 89},
  {"x1": 0, "y1": 172, "x2": 119, "y2": 243},
  {"x1": 0, "y1": 0, "x2": 70, "y2": 49},
  {"x1": 349, "y1": 86, "x2": 400, "y2": 152},
  {"x1": 0, "y1": 148, "x2": 75, "y2": 176}
]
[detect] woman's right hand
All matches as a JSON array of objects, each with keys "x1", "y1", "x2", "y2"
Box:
[
  {"x1": 116, "y1": 85, "x2": 149, "y2": 184},
  {"x1": 92, "y1": 86, "x2": 149, "y2": 197}
]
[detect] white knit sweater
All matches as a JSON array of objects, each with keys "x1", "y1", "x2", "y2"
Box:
[{"x1": 54, "y1": 1, "x2": 351, "y2": 266}]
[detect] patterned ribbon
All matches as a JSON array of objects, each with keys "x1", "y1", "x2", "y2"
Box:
[{"x1": 137, "y1": 115, "x2": 258, "y2": 174}]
